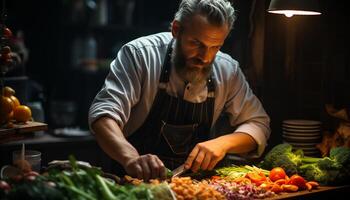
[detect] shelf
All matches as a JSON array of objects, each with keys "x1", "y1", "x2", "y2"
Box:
[{"x1": 0, "y1": 121, "x2": 48, "y2": 144}]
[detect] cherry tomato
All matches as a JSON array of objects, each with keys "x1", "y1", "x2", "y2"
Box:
[
  {"x1": 24, "y1": 171, "x2": 40, "y2": 177},
  {"x1": 1, "y1": 52, "x2": 11, "y2": 61},
  {"x1": 269, "y1": 167, "x2": 287, "y2": 182},
  {"x1": 3, "y1": 27, "x2": 13, "y2": 38},
  {"x1": 289, "y1": 174, "x2": 306, "y2": 189},
  {"x1": 0, "y1": 180, "x2": 11, "y2": 191}
]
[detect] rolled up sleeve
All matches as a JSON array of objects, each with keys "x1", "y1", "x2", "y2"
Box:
[{"x1": 88, "y1": 44, "x2": 143, "y2": 132}]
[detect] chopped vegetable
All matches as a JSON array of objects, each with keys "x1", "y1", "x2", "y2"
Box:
[
  {"x1": 288, "y1": 175, "x2": 307, "y2": 190},
  {"x1": 269, "y1": 167, "x2": 287, "y2": 182},
  {"x1": 216, "y1": 165, "x2": 269, "y2": 180},
  {"x1": 298, "y1": 147, "x2": 350, "y2": 185},
  {"x1": 259, "y1": 144, "x2": 303, "y2": 175},
  {"x1": 208, "y1": 176, "x2": 275, "y2": 199}
]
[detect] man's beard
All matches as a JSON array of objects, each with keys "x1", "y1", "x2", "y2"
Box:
[{"x1": 171, "y1": 39, "x2": 213, "y2": 84}]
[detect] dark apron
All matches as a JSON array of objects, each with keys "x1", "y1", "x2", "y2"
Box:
[{"x1": 113, "y1": 39, "x2": 215, "y2": 175}]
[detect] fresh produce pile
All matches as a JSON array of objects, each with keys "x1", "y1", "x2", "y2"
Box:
[
  {"x1": 170, "y1": 177, "x2": 225, "y2": 200},
  {"x1": 259, "y1": 144, "x2": 350, "y2": 185},
  {"x1": 2, "y1": 145, "x2": 349, "y2": 199},
  {"x1": 0, "y1": 161, "x2": 319, "y2": 200},
  {"x1": 208, "y1": 176, "x2": 275, "y2": 200},
  {"x1": 212, "y1": 165, "x2": 319, "y2": 198},
  {"x1": 0, "y1": 156, "x2": 175, "y2": 200}
]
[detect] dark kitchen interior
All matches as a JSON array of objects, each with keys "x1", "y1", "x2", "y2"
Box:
[{"x1": 0, "y1": 0, "x2": 349, "y2": 196}]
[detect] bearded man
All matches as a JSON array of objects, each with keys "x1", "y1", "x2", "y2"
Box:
[{"x1": 89, "y1": 0, "x2": 270, "y2": 181}]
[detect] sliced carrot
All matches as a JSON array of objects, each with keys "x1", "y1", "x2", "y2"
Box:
[
  {"x1": 271, "y1": 184, "x2": 283, "y2": 193},
  {"x1": 305, "y1": 182, "x2": 313, "y2": 191},
  {"x1": 307, "y1": 181, "x2": 319, "y2": 188},
  {"x1": 260, "y1": 182, "x2": 273, "y2": 190},
  {"x1": 282, "y1": 184, "x2": 299, "y2": 192},
  {"x1": 275, "y1": 179, "x2": 286, "y2": 185}
]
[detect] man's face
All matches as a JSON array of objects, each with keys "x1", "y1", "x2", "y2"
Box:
[{"x1": 172, "y1": 14, "x2": 230, "y2": 84}]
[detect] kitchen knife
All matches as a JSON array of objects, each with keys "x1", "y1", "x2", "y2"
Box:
[{"x1": 171, "y1": 164, "x2": 188, "y2": 177}]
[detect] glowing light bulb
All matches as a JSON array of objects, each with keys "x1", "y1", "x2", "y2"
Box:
[{"x1": 284, "y1": 13, "x2": 294, "y2": 17}]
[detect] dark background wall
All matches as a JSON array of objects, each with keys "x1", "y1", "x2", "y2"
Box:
[
  {"x1": 1, "y1": 0, "x2": 349, "y2": 154},
  {"x1": 263, "y1": 0, "x2": 350, "y2": 150}
]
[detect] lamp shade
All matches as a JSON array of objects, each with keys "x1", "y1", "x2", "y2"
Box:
[{"x1": 268, "y1": 0, "x2": 321, "y2": 17}]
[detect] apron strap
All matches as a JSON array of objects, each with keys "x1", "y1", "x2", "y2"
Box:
[{"x1": 159, "y1": 39, "x2": 174, "y2": 84}]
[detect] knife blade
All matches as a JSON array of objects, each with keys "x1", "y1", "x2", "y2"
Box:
[{"x1": 171, "y1": 164, "x2": 188, "y2": 177}]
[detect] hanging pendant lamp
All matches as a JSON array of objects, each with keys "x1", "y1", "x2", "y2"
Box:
[{"x1": 268, "y1": 0, "x2": 321, "y2": 17}]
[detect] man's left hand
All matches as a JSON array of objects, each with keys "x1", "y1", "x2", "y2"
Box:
[{"x1": 184, "y1": 138, "x2": 227, "y2": 172}]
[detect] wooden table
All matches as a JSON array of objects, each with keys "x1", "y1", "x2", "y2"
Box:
[
  {"x1": 270, "y1": 185, "x2": 350, "y2": 199},
  {"x1": 0, "y1": 121, "x2": 48, "y2": 144}
]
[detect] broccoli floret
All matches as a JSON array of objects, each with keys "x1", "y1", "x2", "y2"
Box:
[
  {"x1": 261, "y1": 144, "x2": 350, "y2": 184},
  {"x1": 301, "y1": 148, "x2": 350, "y2": 170},
  {"x1": 260, "y1": 144, "x2": 303, "y2": 175},
  {"x1": 317, "y1": 157, "x2": 342, "y2": 170},
  {"x1": 298, "y1": 147, "x2": 350, "y2": 185},
  {"x1": 329, "y1": 147, "x2": 350, "y2": 166},
  {"x1": 299, "y1": 163, "x2": 329, "y2": 184},
  {"x1": 294, "y1": 148, "x2": 304, "y2": 157}
]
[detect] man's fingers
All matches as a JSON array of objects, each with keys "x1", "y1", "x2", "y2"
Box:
[
  {"x1": 185, "y1": 146, "x2": 199, "y2": 169},
  {"x1": 139, "y1": 158, "x2": 151, "y2": 181},
  {"x1": 155, "y1": 157, "x2": 166, "y2": 179},
  {"x1": 134, "y1": 164, "x2": 143, "y2": 180},
  {"x1": 147, "y1": 155, "x2": 160, "y2": 179},
  {"x1": 192, "y1": 150, "x2": 205, "y2": 172},
  {"x1": 200, "y1": 154, "x2": 211, "y2": 170}
]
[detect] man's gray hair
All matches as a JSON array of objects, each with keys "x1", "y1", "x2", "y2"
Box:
[{"x1": 174, "y1": 0, "x2": 236, "y2": 30}]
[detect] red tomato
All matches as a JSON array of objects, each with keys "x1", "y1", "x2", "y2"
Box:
[
  {"x1": 269, "y1": 167, "x2": 287, "y2": 182},
  {"x1": 0, "y1": 180, "x2": 11, "y2": 191},
  {"x1": 3, "y1": 27, "x2": 13, "y2": 38},
  {"x1": 24, "y1": 171, "x2": 40, "y2": 177},
  {"x1": 289, "y1": 174, "x2": 307, "y2": 189},
  {"x1": 0, "y1": 52, "x2": 11, "y2": 61}
]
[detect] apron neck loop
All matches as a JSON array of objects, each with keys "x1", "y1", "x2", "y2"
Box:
[{"x1": 159, "y1": 39, "x2": 174, "y2": 84}]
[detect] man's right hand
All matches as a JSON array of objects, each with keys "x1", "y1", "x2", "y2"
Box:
[{"x1": 123, "y1": 154, "x2": 166, "y2": 181}]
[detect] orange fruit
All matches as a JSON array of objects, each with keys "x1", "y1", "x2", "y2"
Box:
[
  {"x1": 13, "y1": 105, "x2": 32, "y2": 123},
  {"x1": 2, "y1": 86, "x2": 15, "y2": 97},
  {"x1": 10, "y1": 95, "x2": 20, "y2": 108},
  {"x1": 0, "y1": 96, "x2": 14, "y2": 114}
]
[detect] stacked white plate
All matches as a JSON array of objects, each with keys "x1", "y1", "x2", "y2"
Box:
[{"x1": 282, "y1": 119, "x2": 322, "y2": 157}]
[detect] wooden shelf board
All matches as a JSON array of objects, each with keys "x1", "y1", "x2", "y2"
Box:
[{"x1": 0, "y1": 121, "x2": 48, "y2": 144}]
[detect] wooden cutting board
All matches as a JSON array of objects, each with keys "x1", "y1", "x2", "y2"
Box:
[{"x1": 270, "y1": 185, "x2": 350, "y2": 199}]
